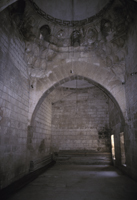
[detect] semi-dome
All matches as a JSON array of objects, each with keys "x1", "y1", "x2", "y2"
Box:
[{"x1": 33, "y1": 0, "x2": 109, "y2": 21}]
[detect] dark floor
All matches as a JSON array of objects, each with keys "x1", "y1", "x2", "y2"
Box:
[{"x1": 8, "y1": 164, "x2": 137, "y2": 200}]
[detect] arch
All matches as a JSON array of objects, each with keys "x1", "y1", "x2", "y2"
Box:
[
  {"x1": 28, "y1": 59, "x2": 127, "y2": 125},
  {"x1": 30, "y1": 75, "x2": 125, "y2": 126}
]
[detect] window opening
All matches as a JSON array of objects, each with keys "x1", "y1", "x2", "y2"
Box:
[{"x1": 111, "y1": 135, "x2": 115, "y2": 160}]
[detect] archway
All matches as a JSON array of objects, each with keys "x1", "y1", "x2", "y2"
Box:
[
  {"x1": 28, "y1": 58, "x2": 127, "y2": 126},
  {"x1": 28, "y1": 75, "x2": 125, "y2": 169}
]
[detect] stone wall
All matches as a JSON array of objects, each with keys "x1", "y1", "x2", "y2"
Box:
[
  {"x1": 124, "y1": 13, "x2": 137, "y2": 180},
  {"x1": 29, "y1": 97, "x2": 52, "y2": 160},
  {"x1": 51, "y1": 87, "x2": 110, "y2": 152},
  {"x1": 0, "y1": 10, "x2": 29, "y2": 189},
  {"x1": 109, "y1": 99, "x2": 125, "y2": 165}
]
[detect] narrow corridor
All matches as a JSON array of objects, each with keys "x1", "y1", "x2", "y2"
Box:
[{"x1": 8, "y1": 164, "x2": 137, "y2": 200}]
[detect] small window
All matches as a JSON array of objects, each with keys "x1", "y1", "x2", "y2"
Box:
[
  {"x1": 111, "y1": 135, "x2": 115, "y2": 160},
  {"x1": 120, "y1": 132, "x2": 126, "y2": 166}
]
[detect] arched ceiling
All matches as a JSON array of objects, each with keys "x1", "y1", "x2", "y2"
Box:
[
  {"x1": 33, "y1": 0, "x2": 109, "y2": 21},
  {"x1": 61, "y1": 79, "x2": 94, "y2": 89}
]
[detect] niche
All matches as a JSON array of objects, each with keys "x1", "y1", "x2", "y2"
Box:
[
  {"x1": 39, "y1": 25, "x2": 51, "y2": 42},
  {"x1": 71, "y1": 30, "x2": 81, "y2": 47},
  {"x1": 101, "y1": 19, "x2": 112, "y2": 38}
]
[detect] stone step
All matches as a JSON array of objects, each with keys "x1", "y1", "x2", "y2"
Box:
[{"x1": 54, "y1": 151, "x2": 112, "y2": 165}]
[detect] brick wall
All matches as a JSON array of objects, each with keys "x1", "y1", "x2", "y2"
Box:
[
  {"x1": 51, "y1": 87, "x2": 110, "y2": 152},
  {"x1": 0, "y1": 10, "x2": 29, "y2": 189}
]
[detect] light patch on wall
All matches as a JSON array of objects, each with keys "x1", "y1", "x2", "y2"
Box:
[
  {"x1": 94, "y1": 63, "x2": 100, "y2": 66},
  {"x1": 46, "y1": 71, "x2": 52, "y2": 77},
  {"x1": 53, "y1": 65, "x2": 58, "y2": 68},
  {"x1": 66, "y1": 58, "x2": 75, "y2": 63}
]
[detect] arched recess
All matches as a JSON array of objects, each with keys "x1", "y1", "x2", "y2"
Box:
[
  {"x1": 31, "y1": 75, "x2": 125, "y2": 127},
  {"x1": 28, "y1": 59, "x2": 127, "y2": 125},
  {"x1": 28, "y1": 75, "x2": 126, "y2": 168},
  {"x1": 28, "y1": 75, "x2": 125, "y2": 160}
]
